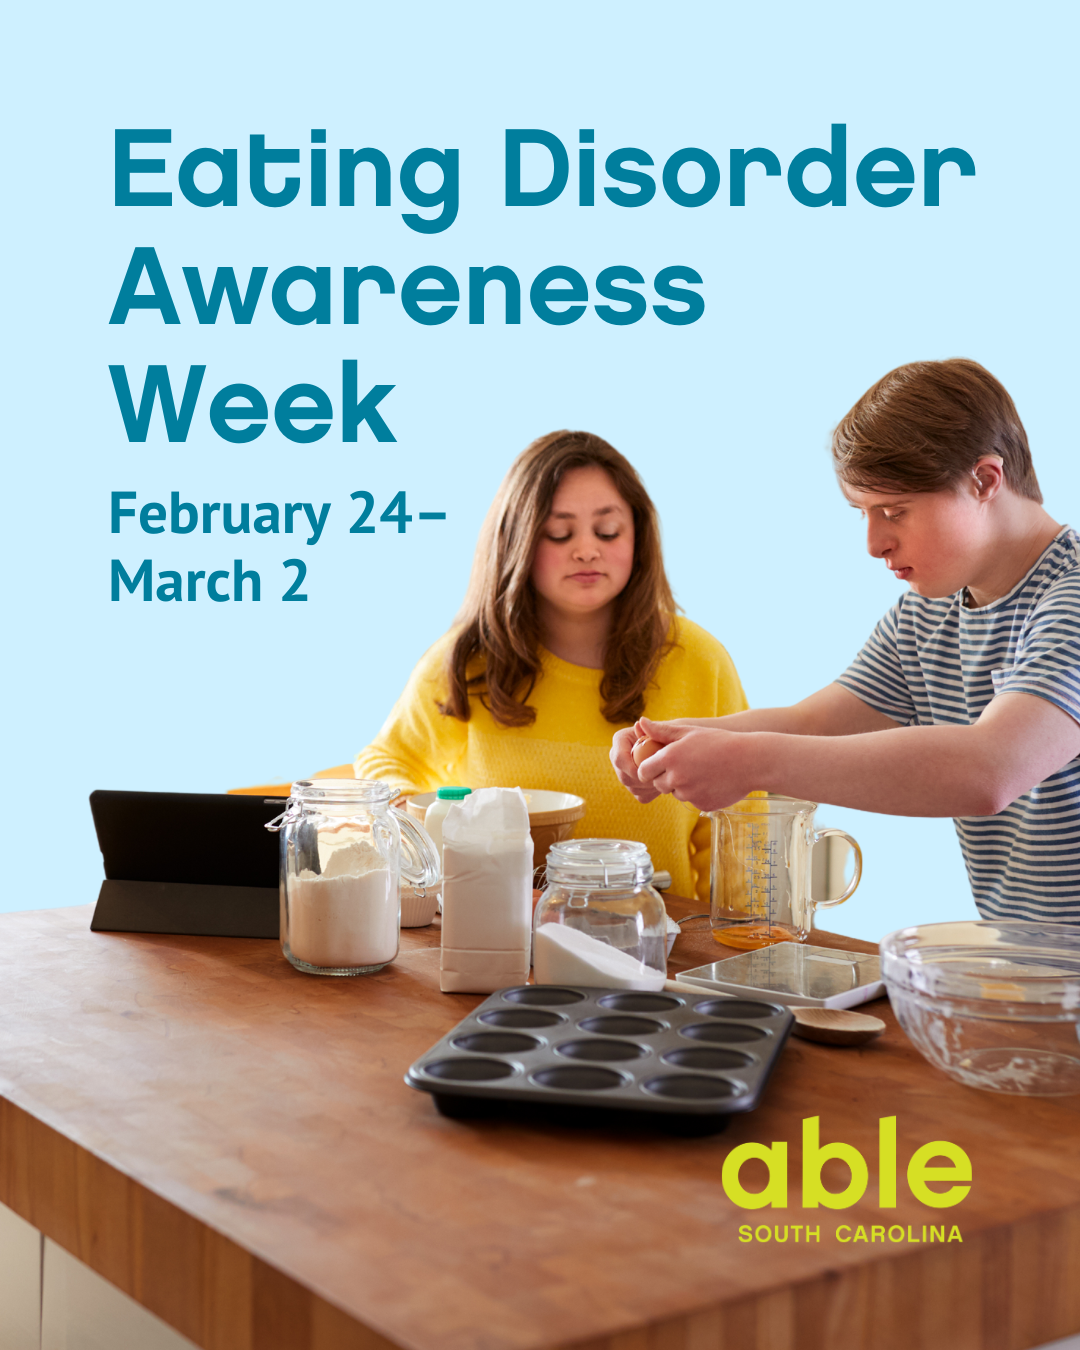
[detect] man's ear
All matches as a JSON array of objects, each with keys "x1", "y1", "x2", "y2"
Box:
[{"x1": 971, "y1": 455, "x2": 1005, "y2": 501}]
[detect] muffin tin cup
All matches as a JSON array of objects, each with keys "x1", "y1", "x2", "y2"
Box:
[{"x1": 406, "y1": 985, "x2": 793, "y2": 1127}]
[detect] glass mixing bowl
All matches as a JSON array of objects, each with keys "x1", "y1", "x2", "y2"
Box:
[{"x1": 880, "y1": 921, "x2": 1080, "y2": 1096}]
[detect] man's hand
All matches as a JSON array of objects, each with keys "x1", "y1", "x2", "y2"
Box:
[
  {"x1": 631, "y1": 717, "x2": 755, "y2": 812},
  {"x1": 612, "y1": 691, "x2": 1080, "y2": 821},
  {"x1": 610, "y1": 684, "x2": 897, "y2": 812}
]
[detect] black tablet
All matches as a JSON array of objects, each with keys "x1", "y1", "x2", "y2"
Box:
[{"x1": 89, "y1": 789, "x2": 287, "y2": 938}]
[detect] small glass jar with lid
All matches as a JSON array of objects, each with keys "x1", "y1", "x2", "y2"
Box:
[
  {"x1": 266, "y1": 779, "x2": 439, "y2": 976},
  {"x1": 533, "y1": 839, "x2": 667, "y2": 983}
]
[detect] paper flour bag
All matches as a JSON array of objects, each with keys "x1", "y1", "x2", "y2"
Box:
[{"x1": 440, "y1": 787, "x2": 534, "y2": 993}]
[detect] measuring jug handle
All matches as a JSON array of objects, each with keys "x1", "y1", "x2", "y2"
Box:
[{"x1": 810, "y1": 828, "x2": 863, "y2": 910}]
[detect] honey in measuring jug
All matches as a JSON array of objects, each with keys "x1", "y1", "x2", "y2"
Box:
[
  {"x1": 714, "y1": 922, "x2": 801, "y2": 950},
  {"x1": 708, "y1": 796, "x2": 862, "y2": 947}
]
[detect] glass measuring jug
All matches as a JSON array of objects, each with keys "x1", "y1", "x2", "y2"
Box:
[
  {"x1": 709, "y1": 796, "x2": 862, "y2": 949},
  {"x1": 266, "y1": 779, "x2": 440, "y2": 975}
]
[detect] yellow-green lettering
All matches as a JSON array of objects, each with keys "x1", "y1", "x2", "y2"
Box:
[
  {"x1": 879, "y1": 1116, "x2": 897, "y2": 1207},
  {"x1": 723, "y1": 1142, "x2": 789, "y2": 1209},
  {"x1": 907, "y1": 1142, "x2": 972, "y2": 1208},
  {"x1": 802, "y1": 1116, "x2": 869, "y2": 1209}
]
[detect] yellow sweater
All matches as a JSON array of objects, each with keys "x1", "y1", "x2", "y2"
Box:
[{"x1": 353, "y1": 618, "x2": 747, "y2": 901}]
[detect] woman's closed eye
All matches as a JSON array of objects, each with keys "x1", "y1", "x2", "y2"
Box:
[{"x1": 546, "y1": 530, "x2": 621, "y2": 543}]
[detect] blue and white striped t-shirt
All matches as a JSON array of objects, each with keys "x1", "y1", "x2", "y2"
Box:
[{"x1": 837, "y1": 527, "x2": 1080, "y2": 923}]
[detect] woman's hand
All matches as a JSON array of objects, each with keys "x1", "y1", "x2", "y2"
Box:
[
  {"x1": 609, "y1": 726, "x2": 663, "y2": 803},
  {"x1": 628, "y1": 717, "x2": 756, "y2": 812}
]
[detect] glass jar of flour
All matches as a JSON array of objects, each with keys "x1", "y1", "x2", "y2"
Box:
[
  {"x1": 266, "y1": 779, "x2": 440, "y2": 975},
  {"x1": 533, "y1": 839, "x2": 667, "y2": 987}
]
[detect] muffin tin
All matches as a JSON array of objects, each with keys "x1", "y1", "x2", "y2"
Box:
[{"x1": 406, "y1": 985, "x2": 793, "y2": 1128}]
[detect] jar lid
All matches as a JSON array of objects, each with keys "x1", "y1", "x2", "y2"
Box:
[
  {"x1": 545, "y1": 838, "x2": 654, "y2": 887},
  {"x1": 436, "y1": 786, "x2": 473, "y2": 800},
  {"x1": 289, "y1": 778, "x2": 393, "y2": 807}
]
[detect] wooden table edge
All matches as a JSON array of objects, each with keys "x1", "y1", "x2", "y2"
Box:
[{"x1": 2, "y1": 903, "x2": 1079, "y2": 1350}]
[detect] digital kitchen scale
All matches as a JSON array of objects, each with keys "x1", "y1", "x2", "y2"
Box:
[{"x1": 677, "y1": 943, "x2": 884, "y2": 1009}]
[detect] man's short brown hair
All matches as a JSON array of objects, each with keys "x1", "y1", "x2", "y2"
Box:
[{"x1": 831, "y1": 358, "x2": 1042, "y2": 503}]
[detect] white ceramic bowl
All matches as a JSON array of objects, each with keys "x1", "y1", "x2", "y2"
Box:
[
  {"x1": 405, "y1": 788, "x2": 585, "y2": 820},
  {"x1": 665, "y1": 914, "x2": 679, "y2": 956},
  {"x1": 400, "y1": 884, "x2": 440, "y2": 928}
]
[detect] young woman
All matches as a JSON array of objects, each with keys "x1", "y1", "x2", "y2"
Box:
[{"x1": 352, "y1": 430, "x2": 746, "y2": 901}]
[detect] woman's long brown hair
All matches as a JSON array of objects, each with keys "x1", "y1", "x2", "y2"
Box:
[{"x1": 440, "y1": 431, "x2": 678, "y2": 727}]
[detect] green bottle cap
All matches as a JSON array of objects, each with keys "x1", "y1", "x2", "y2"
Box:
[{"x1": 436, "y1": 786, "x2": 473, "y2": 800}]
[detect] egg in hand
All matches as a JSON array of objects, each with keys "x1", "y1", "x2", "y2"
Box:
[{"x1": 632, "y1": 736, "x2": 663, "y2": 766}]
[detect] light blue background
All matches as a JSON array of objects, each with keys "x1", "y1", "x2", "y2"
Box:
[{"x1": 5, "y1": 0, "x2": 1076, "y2": 939}]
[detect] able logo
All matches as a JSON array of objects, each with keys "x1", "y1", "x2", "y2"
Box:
[{"x1": 722, "y1": 1116, "x2": 970, "y2": 1211}]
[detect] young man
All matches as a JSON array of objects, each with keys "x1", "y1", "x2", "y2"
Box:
[{"x1": 612, "y1": 359, "x2": 1080, "y2": 922}]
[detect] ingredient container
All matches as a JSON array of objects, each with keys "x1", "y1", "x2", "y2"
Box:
[
  {"x1": 709, "y1": 795, "x2": 862, "y2": 948},
  {"x1": 422, "y1": 786, "x2": 473, "y2": 868},
  {"x1": 880, "y1": 920, "x2": 1080, "y2": 1095},
  {"x1": 407, "y1": 788, "x2": 586, "y2": 880},
  {"x1": 440, "y1": 787, "x2": 534, "y2": 993},
  {"x1": 534, "y1": 839, "x2": 667, "y2": 987},
  {"x1": 267, "y1": 779, "x2": 439, "y2": 975}
]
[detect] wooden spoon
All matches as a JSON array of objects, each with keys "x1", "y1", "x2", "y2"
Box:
[
  {"x1": 791, "y1": 1007, "x2": 885, "y2": 1046},
  {"x1": 664, "y1": 979, "x2": 709, "y2": 995}
]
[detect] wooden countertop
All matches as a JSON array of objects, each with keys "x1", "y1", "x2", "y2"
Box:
[{"x1": 0, "y1": 900, "x2": 1078, "y2": 1350}]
